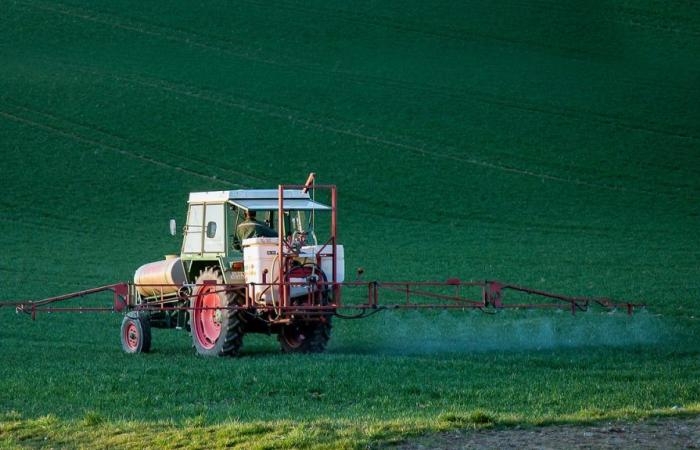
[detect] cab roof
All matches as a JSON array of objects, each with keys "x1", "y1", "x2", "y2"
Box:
[{"x1": 187, "y1": 189, "x2": 330, "y2": 211}]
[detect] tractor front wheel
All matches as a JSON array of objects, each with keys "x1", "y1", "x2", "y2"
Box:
[
  {"x1": 120, "y1": 312, "x2": 152, "y2": 354},
  {"x1": 190, "y1": 267, "x2": 244, "y2": 357}
]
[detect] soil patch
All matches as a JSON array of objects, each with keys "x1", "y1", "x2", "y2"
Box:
[{"x1": 399, "y1": 415, "x2": 700, "y2": 449}]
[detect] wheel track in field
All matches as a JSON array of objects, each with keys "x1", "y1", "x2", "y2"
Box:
[
  {"x1": 490, "y1": 0, "x2": 700, "y2": 37},
  {"x1": 0, "y1": 263, "x2": 113, "y2": 285},
  {"x1": 0, "y1": 212, "x2": 153, "y2": 246},
  {"x1": 15, "y1": 0, "x2": 700, "y2": 146},
  {"x1": 238, "y1": 0, "x2": 607, "y2": 61},
  {"x1": 614, "y1": 17, "x2": 700, "y2": 36},
  {"x1": 12, "y1": 0, "x2": 292, "y2": 67},
  {"x1": 1, "y1": 48, "x2": 696, "y2": 234},
  {"x1": 82, "y1": 72, "x2": 693, "y2": 235},
  {"x1": 66, "y1": 65, "x2": 700, "y2": 200},
  {"x1": 0, "y1": 127, "x2": 677, "y2": 269},
  {"x1": 0, "y1": 202, "x2": 156, "y2": 246},
  {"x1": 113, "y1": 76, "x2": 666, "y2": 197},
  {"x1": 2, "y1": 98, "x2": 268, "y2": 187},
  {"x1": 346, "y1": 199, "x2": 625, "y2": 238},
  {"x1": 0, "y1": 94, "x2": 662, "y2": 236},
  {"x1": 7, "y1": 58, "x2": 696, "y2": 209},
  {"x1": 32, "y1": 54, "x2": 700, "y2": 195},
  {"x1": 243, "y1": 0, "x2": 700, "y2": 68},
  {"x1": 24, "y1": 0, "x2": 700, "y2": 97},
  {"x1": 40, "y1": 0, "x2": 698, "y2": 103},
  {"x1": 0, "y1": 275, "x2": 117, "y2": 294},
  {"x1": 0, "y1": 104, "x2": 250, "y2": 242},
  {"x1": 0, "y1": 60, "x2": 692, "y2": 236},
  {"x1": 605, "y1": 3, "x2": 700, "y2": 36},
  {"x1": 246, "y1": 0, "x2": 700, "y2": 68},
  {"x1": 0, "y1": 108, "x2": 241, "y2": 189},
  {"x1": 325, "y1": 67, "x2": 700, "y2": 145},
  {"x1": 25, "y1": 0, "x2": 603, "y2": 63},
  {"x1": 0, "y1": 216, "x2": 93, "y2": 237},
  {"x1": 0, "y1": 103, "x2": 590, "y2": 237}
]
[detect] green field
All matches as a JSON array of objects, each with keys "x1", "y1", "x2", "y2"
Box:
[{"x1": 1, "y1": 0, "x2": 700, "y2": 448}]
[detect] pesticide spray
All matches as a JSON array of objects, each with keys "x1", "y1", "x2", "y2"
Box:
[{"x1": 333, "y1": 308, "x2": 668, "y2": 355}]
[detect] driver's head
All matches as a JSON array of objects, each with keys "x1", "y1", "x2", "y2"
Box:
[{"x1": 245, "y1": 210, "x2": 256, "y2": 220}]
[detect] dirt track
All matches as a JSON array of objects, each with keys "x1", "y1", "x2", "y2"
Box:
[{"x1": 400, "y1": 415, "x2": 700, "y2": 449}]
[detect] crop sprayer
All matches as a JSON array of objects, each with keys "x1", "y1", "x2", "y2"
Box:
[{"x1": 0, "y1": 174, "x2": 644, "y2": 356}]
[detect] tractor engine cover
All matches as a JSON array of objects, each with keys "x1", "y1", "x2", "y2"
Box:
[{"x1": 134, "y1": 255, "x2": 187, "y2": 297}]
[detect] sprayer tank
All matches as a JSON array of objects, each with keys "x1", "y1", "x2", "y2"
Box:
[
  {"x1": 133, "y1": 255, "x2": 187, "y2": 297},
  {"x1": 242, "y1": 237, "x2": 344, "y2": 302}
]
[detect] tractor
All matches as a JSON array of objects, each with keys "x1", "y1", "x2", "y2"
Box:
[
  {"x1": 3, "y1": 175, "x2": 644, "y2": 355},
  {"x1": 124, "y1": 180, "x2": 344, "y2": 357}
]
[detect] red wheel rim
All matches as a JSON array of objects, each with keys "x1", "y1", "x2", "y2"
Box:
[
  {"x1": 124, "y1": 322, "x2": 139, "y2": 350},
  {"x1": 194, "y1": 286, "x2": 222, "y2": 350}
]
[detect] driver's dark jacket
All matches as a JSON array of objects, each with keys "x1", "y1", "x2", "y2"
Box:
[{"x1": 236, "y1": 219, "x2": 278, "y2": 242}]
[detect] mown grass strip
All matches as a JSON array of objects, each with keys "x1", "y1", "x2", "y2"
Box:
[{"x1": 2, "y1": 406, "x2": 699, "y2": 449}]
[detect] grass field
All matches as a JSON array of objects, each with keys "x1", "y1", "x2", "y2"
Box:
[{"x1": 1, "y1": 0, "x2": 700, "y2": 448}]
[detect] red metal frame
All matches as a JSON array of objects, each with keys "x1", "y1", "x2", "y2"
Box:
[
  {"x1": 278, "y1": 183, "x2": 339, "y2": 314},
  {"x1": 0, "y1": 279, "x2": 644, "y2": 320}
]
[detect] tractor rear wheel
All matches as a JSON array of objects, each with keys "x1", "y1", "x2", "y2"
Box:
[
  {"x1": 278, "y1": 319, "x2": 332, "y2": 353},
  {"x1": 190, "y1": 267, "x2": 244, "y2": 357},
  {"x1": 120, "y1": 312, "x2": 151, "y2": 354}
]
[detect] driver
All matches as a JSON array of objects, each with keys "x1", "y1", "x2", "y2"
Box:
[{"x1": 236, "y1": 210, "x2": 278, "y2": 242}]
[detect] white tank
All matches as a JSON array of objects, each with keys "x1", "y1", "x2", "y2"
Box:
[
  {"x1": 242, "y1": 238, "x2": 345, "y2": 303},
  {"x1": 300, "y1": 244, "x2": 345, "y2": 283},
  {"x1": 134, "y1": 255, "x2": 187, "y2": 297},
  {"x1": 242, "y1": 237, "x2": 280, "y2": 303}
]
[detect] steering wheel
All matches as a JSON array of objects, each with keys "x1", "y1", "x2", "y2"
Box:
[{"x1": 288, "y1": 230, "x2": 308, "y2": 253}]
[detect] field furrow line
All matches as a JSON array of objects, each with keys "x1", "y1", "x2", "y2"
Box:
[
  {"x1": 0, "y1": 263, "x2": 116, "y2": 283},
  {"x1": 610, "y1": 18, "x2": 700, "y2": 36},
  {"x1": 0, "y1": 216, "x2": 93, "y2": 236},
  {"x1": 347, "y1": 198, "x2": 629, "y2": 238},
  {"x1": 329, "y1": 68, "x2": 700, "y2": 143},
  {"x1": 0, "y1": 109, "x2": 240, "y2": 189},
  {"x1": 1, "y1": 83, "x2": 688, "y2": 235},
  {"x1": 611, "y1": 5, "x2": 700, "y2": 36},
  {"x1": 46, "y1": 58, "x2": 697, "y2": 195},
  {"x1": 2, "y1": 91, "x2": 635, "y2": 235},
  {"x1": 35, "y1": 0, "x2": 700, "y2": 97},
  {"x1": 93, "y1": 70, "x2": 696, "y2": 200},
  {"x1": 16, "y1": 0, "x2": 294, "y2": 67},
  {"x1": 12, "y1": 56, "x2": 695, "y2": 205},
  {"x1": 240, "y1": 0, "x2": 620, "y2": 61},
  {"x1": 2, "y1": 99, "x2": 268, "y2": 186},
  {"x1": 0, "y1": 204, "x2": 156, "y2": 245},
  {"x1": 502, "y1": 0, "x2": 700, "y2": 36},
  {"x1": 0, "y1": 276, "x2": 118, "y2": 292},
  {"x1": 18, "y1": 0, "x2": 700, "y2": 142}
]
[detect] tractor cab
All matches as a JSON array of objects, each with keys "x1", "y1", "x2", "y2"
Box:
[{"x1": 178, "y1": 189, "x2": 334, "y2": 285}]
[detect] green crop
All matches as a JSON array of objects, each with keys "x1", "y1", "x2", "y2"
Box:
[{"x1": 1, "y1": 0, "x2": 699, "y2": 448}]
